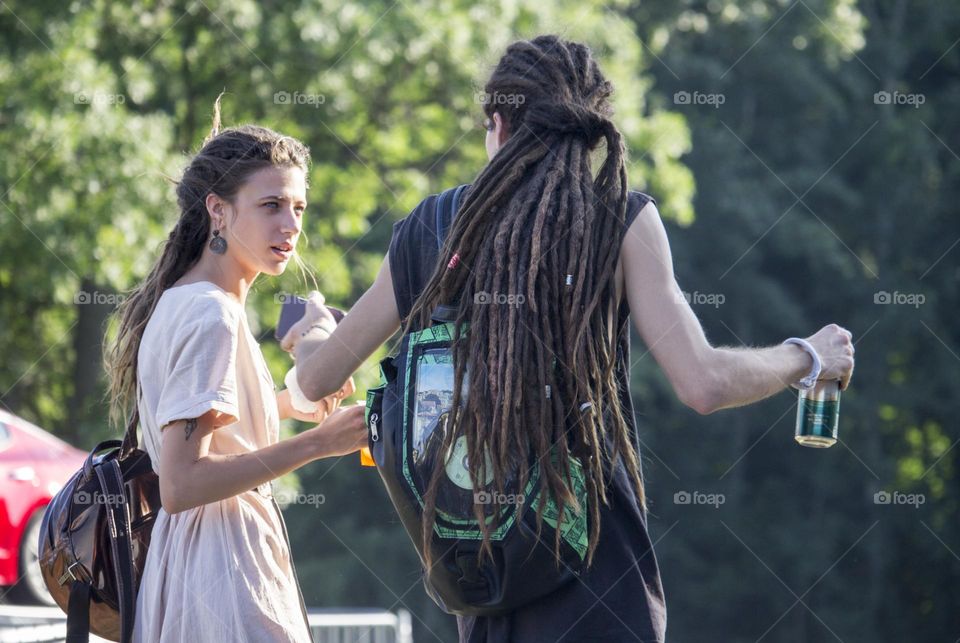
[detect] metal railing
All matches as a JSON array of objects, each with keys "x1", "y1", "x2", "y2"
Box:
[
  {"x1": 307, "y1": 608, "x2": 413, "y2": 643},
  {"x1": 0, "y1": 605, "x2": 109, "y2": 642},
  {"x1": 0, "y1": 605, "x2": 413, "y2": 643}
]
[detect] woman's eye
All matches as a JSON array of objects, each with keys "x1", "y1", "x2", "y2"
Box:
[{"x1": 264, "y1": 201, "x2": 279, "y2": 209}]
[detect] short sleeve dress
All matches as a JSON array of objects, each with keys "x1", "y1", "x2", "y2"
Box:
[{"x1": 133, "y1": 281, "x2": 312, "y2": 643}]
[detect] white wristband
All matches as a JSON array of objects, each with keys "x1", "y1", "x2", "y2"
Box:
[
  {"x1": 782, "y1": 337, "x2": 822, "y2": 390},
  {"x1": 284, "y1": 366, "x2": 319, "y2": 414}
]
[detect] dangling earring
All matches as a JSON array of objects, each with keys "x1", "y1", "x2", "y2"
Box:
[{"x1": 209, "y1": 229, "x2": 228, "y2": 255}]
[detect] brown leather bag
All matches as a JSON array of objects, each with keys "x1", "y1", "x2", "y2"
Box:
[{"x1": 39, "y1": 409, "x2": 160, "y2": 643}]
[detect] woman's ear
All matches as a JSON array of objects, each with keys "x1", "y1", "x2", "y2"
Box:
[{"x1": 205, "y1": 193, "x2": 225, "y2": 230}]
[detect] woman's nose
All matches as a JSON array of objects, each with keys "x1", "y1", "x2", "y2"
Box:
[{"x1": 280, "y1": 208, "x2": 300, "y2": 234}]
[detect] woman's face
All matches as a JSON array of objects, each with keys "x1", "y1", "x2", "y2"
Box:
[{"x1": 213, "y1": 165, "x2": 307, "y2": 278}]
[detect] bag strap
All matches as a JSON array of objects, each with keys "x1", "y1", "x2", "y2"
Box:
[
  {"x1": 65, "y1": 580, "x2": 91, "y2": 643},
  {"x1": 270, "y1": 497, "x2": 316, "y2": 642},
  {"x1": 435, "y1": 184, "x2": 468, "y2": 251},
  {"x1": 95, "y1": 459, "x2": 137, "y2": 643},
  {"x1": 453, "y1": 544, "x2": 492, "y2": 604},
  {"x1": 82, "y1": 440, "x2": 123, "y2": 483},
  {"x1": 119, "y1": 386, "x2": 141, "y2": 456},
  {"x1": 431, "y1": 184, "x2": 468, "y2": 322}
]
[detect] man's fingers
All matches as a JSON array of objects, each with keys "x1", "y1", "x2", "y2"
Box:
[{"x1": 841, "y1": 361, "x2": 854, "y2": 391}]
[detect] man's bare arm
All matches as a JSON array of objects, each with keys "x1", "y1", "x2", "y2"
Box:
[
  {"x1": 620, "y1": 201, "x2": 852, "y2": 414},
  {"x1": 292, "y1": 257, "x2": 402, "y2": 401}
]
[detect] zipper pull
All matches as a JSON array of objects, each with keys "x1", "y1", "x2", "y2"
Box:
[{"x1": 369, "y1": 412, "x2": 380, "y2": 442}]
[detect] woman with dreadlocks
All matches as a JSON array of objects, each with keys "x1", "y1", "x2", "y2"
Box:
[{"x1": 284, "y1": 35, "x2": 855, "y2": 642}]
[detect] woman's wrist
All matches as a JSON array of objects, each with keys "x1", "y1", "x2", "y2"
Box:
[{"x1": 293, "y1": 427, "x2": 326, "y2": 462}]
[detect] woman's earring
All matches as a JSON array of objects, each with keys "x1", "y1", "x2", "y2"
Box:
[{"x1": 209, "y1": 229, "x2": 228, "y2": 255}]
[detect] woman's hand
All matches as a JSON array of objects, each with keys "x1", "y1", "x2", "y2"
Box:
[
  {"x1": 304, "y1": 402, "x2": 368, "y2": 459},
  {"x1": 278, "y1": 377, "x2": 356, "y2": 423},
  {"x1": 280, "y1": 291, "x2": 338, "y2": 353}
]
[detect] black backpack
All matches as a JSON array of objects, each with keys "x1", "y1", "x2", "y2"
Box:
[{"x1": 365, "y1": 186, "x2": 588, "y2": 617}]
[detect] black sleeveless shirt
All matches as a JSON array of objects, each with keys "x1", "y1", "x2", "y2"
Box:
[{"x1": 388, "y1": 189, "x2": 667, "y2": 643}]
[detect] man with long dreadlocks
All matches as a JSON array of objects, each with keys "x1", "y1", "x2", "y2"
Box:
[{"x1": 284, "y1": 35, "x2": 855, "y2": 643}]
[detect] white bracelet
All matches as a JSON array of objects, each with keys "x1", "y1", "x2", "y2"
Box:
[
  {"x1": 284, "y1": 366, "x2": 320, "y2": 414},
  {"x1": 782, "y1": 337, "x2": 822, "y2": 390}
]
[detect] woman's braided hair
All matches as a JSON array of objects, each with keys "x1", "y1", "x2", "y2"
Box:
[{"x1": 407, "y1": 35, "x2": 644, "y2": 566}]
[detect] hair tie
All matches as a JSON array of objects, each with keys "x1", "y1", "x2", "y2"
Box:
[{"x1": 447, "y1": 253, "x2": 461, "y2": 270}]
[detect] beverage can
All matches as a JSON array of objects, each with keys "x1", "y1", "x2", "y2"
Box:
[{"x1": 795, "y1": 379, "x2": 841, "y2": 448}]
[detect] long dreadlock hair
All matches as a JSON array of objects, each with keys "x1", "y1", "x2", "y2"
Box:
[{"x1": 407, "y1": 35, "x2": 645, "y2": 567}]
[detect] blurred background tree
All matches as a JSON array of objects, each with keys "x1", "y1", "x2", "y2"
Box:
[{"x1": 1, "y1": 0, "x2": 956, "y2": 640}]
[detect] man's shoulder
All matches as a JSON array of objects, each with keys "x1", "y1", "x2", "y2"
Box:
[{"x1": 626, "y1": 190, "x2": 657, "y2": 228}]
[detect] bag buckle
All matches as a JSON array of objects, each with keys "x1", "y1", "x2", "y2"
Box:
[{"x1": 58, "y1": 561, "x2": 82, "y2": 586}]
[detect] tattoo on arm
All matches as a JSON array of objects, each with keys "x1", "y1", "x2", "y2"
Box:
[{"x1": 184, "y1": 418, "x2": 198, "y2": 441}]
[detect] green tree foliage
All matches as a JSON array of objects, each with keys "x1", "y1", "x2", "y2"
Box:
[
  {"x1": 1, "y1": 1, "x2": 690, "y2": 639},
  {"x1": 2, "y1": 0, "x2": 956, "y2": 640},
  {"x1": 625, "y1": 0, "x2": 959, "y2": 640}
]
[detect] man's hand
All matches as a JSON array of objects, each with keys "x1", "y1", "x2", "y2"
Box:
[
  {"x1": 804, "y1": 324, "x2": 856, "y2": 391},
  {"x1": 280, "y1": 291, "x2": 338, "y2": 353}
]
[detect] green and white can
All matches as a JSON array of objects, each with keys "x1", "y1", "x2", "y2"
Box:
[{"x1": 794, "y1": 379, "x2": 841, "y2": 448}]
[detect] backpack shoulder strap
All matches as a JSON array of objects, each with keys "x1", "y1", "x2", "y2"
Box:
[
  {"x1": 435, "y1": 184, "x2": 468, "y2": 251},
  {"x1": 431, "y1": 184, "x2": 468, "y2": 323},
  {"x1": 119, "y1": 385, "x2": 141, "y2": 456},
  {"x1": 65, "y1": 580, "x2": 91, "y2": 643},
  {"x1": 95, "y1": 459, "x2": 136, "y2": 643}
]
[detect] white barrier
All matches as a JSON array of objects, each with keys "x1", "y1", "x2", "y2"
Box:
[{"x1": 0, "y1": 605, "x2": 413, "y2": 643}]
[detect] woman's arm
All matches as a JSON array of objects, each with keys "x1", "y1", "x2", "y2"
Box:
[
  {"x1": 620, "y1": 201, "x2": 854, "y2": 414},
  {"x1": 158, "y1": 403, "x2": 367, "y2": 515},
  {"x1": 289, "y1": 256, "x2": 402, "y2": 401}
]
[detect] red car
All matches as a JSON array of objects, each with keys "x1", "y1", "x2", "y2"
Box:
[{"x1": 0, "y1": 409, "x2": 87, "y2": 604}]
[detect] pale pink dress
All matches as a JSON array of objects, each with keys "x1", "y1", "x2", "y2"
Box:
[{"x1": 133, "y1": 281, "x2": 311, "y2": 642}]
